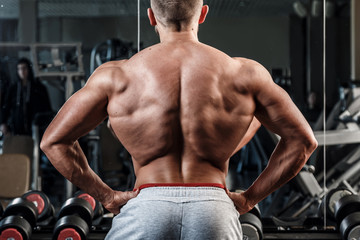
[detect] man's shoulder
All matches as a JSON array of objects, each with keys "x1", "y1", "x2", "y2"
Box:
[
  {"x1": 97, "y1": 59, "x2": 128, "y2": 70},
  {"x1": 86, "y1": 60, "x2": 129, "y2": 91},
  {"x1": 232, "y1": 57, "x2": 263, "y2": 68},
  {"x1": 230, "y1": 57, "x2": 272, "y2": 93},
  {"x1": 92, "y1": 60, "x2": 129, "y2": 79},
  {"x1": 232, "y1": 57, "x2": 269, "y2": 78}
]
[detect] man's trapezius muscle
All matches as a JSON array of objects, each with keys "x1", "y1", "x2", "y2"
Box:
[{"x1": 40, "y1": 0, "x2": 317, "y2": 221}]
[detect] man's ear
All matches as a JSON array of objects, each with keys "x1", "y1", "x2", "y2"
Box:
[
  {"x1": 147, "y1": 8, "x2": 157, "y2": 26},
  {"x1": 199, "y1": 5, "x2": 209, "y2": 24}
]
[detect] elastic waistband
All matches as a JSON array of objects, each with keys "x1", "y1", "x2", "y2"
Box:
[{"x1": 135, "y1": 183, "x2": 226, "y2": 191}]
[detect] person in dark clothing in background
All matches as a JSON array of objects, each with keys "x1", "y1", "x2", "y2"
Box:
[
  {"x1": 0, "y1": 64, "x2": 10, "y2": 109},
  {"x1": 0, "y1": 64, "x2": 10, "y2": 139},
  {"x1": 0, "y1": 58, "x2": 52, "y2": 136}
]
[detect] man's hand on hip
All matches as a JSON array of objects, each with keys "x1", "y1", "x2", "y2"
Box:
[
  {"x1": 227, "y1": 191, "x2": 254, "y2": 215},
  {"x1": 103, "y1": 190, "x2": 139, "y2": 215}
]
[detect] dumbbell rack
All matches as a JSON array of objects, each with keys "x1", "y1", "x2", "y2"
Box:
[
  {"x1": 3, "y1": 191, "x2": 358, "y2": 240},
  {"x1": 27, "y1": 216, "x2": 342, "y2": 240},
  {"x1": 30, "y1": 219, "x2": 111, "y2": 240},
  {"x1": 262, "y1": 217, "x2": 340, "y2": 240}
]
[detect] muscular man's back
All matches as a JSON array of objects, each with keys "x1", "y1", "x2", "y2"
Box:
[
  {"x1": 40, "y1": 2, "x2": 317, "y2": 226},
  {"x1": 106, "y1": 41, "x2": 256, "y2": 187}
]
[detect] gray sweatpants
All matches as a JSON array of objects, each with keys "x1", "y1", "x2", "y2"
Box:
[{"x1": 105, "y1": 186, "x2": 242, "y2": 240}]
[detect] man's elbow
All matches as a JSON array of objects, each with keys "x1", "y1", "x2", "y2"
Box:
[
  {"x1": 40, "y1": 135, "x2": 54, "y2": 156},
  {"x1": 303, "y1": 132, "x2": 318, "y2": 157},
  {"x1": 40, "y1": 139, "x2": 48, "y2": 154},
  {"x1": 288, "y1": 134, "x2": 318, "y2": 177}
]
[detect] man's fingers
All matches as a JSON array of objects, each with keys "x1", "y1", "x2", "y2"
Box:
[
  {"x1": 114, "y1": 190, "x2": 139, "y2": 207},
  {"x1": 105, "y1": 190, "x2": 139, "y2": 215},
  {"x1": 122, "y1": 190, "x2": 139, "y2": 201},
  {"x1": 227, "y1": 191, "x2": 235, "y2": 198},
  {"x1": 227, "y1": 191, "x2": 240, "y2": 202},
  {"x1": 227, "y1": 191, "x2": 252, "y2": 214}
]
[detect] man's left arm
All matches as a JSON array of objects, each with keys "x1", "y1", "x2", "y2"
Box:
[{"x1": 40, "y1": 65, "x2": 137, "y2": 214}]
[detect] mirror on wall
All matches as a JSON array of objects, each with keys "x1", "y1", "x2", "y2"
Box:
[{"x1": 0, "y1": 0, "x2": 357, "y2": 236}]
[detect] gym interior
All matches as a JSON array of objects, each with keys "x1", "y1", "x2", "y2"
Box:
[{"x1": 0, "y1": 0, "x2": 360, "y2": 239}]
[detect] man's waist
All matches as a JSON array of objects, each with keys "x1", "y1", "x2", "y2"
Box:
[{"x1": 134, "y1": 183, "x2": 226, "y2": 191}]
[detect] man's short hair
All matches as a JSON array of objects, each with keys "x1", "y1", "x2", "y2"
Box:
[{"x1": 150, "y1": 0, "x2": 203, "y2": 31}]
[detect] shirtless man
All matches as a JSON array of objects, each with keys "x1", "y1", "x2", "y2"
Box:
[{"x1": 40, "y1": 0, "x2": 318, "y2": 239}]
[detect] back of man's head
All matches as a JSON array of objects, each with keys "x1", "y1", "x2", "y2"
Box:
[{"x1": 150, "y1": 0, "x2": 203, "y2": 31}]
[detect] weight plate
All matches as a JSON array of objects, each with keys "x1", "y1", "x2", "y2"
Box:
[
  {"x1": 240, "y1": 213, "x2": 263, "y2": 240},
  {"x1": 53, "y1": 215, "x2": 89, "y2": 240},
  {"x1": 3, "y1": 198, "x2": 38, "y2": 227},
  {"x1": 76, "y1": 193, "x2": 96, "y2": 210},
  {"x1": 339, "y1": 212, "x2": 360, "y2": 240},
  {"x1": 75, "y1": 192, "x2": 104, "y2": 220},
  {"x1": 0, "y1": 215, "x2": 32, "y2": 240},
  {"x1": 57, "y1": 228, "x2": 82, "y2": 240},
  {"x1": 58, "y1": 198, "x2": 94, "y2": 227},
  {"x1": 335, "y1": 195, "x2": 360, "y2": 224},
  {"x1": 0, "y1": 228, "x2": 23, "y2": 240},
  {"x1": 22, "y1": 190, "x2": 52, "y2": 221},
  {"x1": 249, "y1": 204, "x2": 261, "y2": 219},
  {"x1": 347, "y1": 225, "x2": 360, "y2": 240},
  {"x1": 319, "y1": 188, "x2": 353, "y2": 220},
  {"x1": 328, "y1": 189, "x2": 352, "y2": 216},
  {"x1": 242, "y1": 223, "x2": 260, "y2": 240}
]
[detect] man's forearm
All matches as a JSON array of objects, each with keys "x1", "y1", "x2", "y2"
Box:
[
  {"x1": 41, "y1": 140, "x2": 114, "y2": 205},
  {"x1": 243, "y1": 136, "x2": 317, "y2": 207}
]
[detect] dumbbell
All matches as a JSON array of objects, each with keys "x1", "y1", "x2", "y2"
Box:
[
  {"x1": 319, "y1": 187, "x2": 353, "y2": 221},
  {"x1": 239, "y1": 204, "x2": 263, "y2": 240},
  {"x1": 74, "y1": 191, "x2": 104, "y2": 222},
  {"x1": 53, "y1": 197, "x2": 94, "y2": 240},
  {"x1": 334, "y1": 194, "x2": 360, "y2": 240},
  {"x1": 0, "y1": 198, "x2": 38, "y2": 240},
  {"x1": 22, "y1": 190, "x2": 55, "y2": 223}
]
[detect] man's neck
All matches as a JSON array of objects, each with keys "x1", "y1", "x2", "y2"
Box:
[{"x1": 158, "y1": 29, "x2": 199, "y2": 43}]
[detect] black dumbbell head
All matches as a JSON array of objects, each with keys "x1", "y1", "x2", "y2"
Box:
[
  {"x1": 53, "y1": 215, "x2": 89, "y2": 240},
  {"x1": 0, "y1": 215, "x2": 32, "y2": 240},
  {"x1": 339, "y1": 212, "x2": 360, "y2": 240},
  {"x1": 240, "y1": 212, "x2": 263, "y2": 240},
  {"x1": 3, "y1": 198, "x2": 38, "y2": 228},
  {"x1": 249, "y1": 204, "x2": 261, "y2": 219},
  {"x1": 319, "y1": 188, "x2": 352, "y2": 220},
  {"x1": 22, "y1": 190, "x2": 53, "y2": 221},
  {"x1": 334, "y1": 195, "x2": 360, "y2": 225},
  {"x1": 58, "y1": 198, "x2": 94, "y2": 227},
  {"x1": 74, "y1": 191, "x2": 104, "y2": 219}
]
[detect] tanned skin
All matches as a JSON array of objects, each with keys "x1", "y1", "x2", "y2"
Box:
[{"x1": 41, "y1": 4, "x2": 317, "y2": 215}]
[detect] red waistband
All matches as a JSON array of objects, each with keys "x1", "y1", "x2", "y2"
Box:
[{"x1": 134, "y1": 183, "x2": 226, "y2": 191}]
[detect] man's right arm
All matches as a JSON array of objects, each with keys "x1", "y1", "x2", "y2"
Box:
[
  {"x1": 40, "y1": 63, "x2": 137, "y2": 215},
  {"x1": 228, "y1": 60, "x2": 318, "y2": 214}
]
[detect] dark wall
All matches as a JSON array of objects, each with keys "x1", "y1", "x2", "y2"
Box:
[
  {"x1": 1, "y1": 13, "x2": 351, "y2": 112},
  {"x1": 0, "y1": 19, "x2": 18, "y2": 42},
  {"x1": 38, "y1": 16, "x2": 291, "y2": 77}
]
